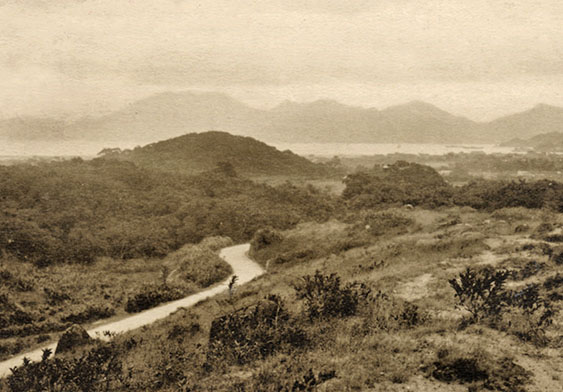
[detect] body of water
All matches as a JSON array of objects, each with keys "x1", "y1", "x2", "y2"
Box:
[
  {"x1": 272, "y1": 143, "x2": 518, "y2": 157},
  {"x1": 0, "y1": 140, "x2": 519, "y2": 159}
]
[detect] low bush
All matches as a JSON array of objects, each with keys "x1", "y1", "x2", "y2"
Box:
[
  {"x1": 450, "y1": 268, "x2": 557, "y2": 344},
  {"x1": 43, "y1": 287, "x2": 71, "y2": 306},
  {"x1": 550, "y1": 247, "x2": 563, "y2": 265},
  {"x1": 60, "y1": 305, "x2": 115, "y2": 324},
  {"x1": 294, "y1": 271, "x2": 371, "y2": 320},
  {"x1": 361, "y1": 291, "x2": 425, "y2": 332},
  {"x1": 449, "y1": 267, "x2": 510, "y2": 323},
  {"x1": 0, "y1": 269, "x2": 33, "y2": 292},
  {"x1": 501, "y1": 284, "x2": 555, "y2": 345},
  {"x1": 7, "y1": 343, "x2": 124, "y2": 392},
  {"x1": 359, "y1": 210, "x2": 414, "y2": 236},
  {"x1": 250, "y1": 364, "x2": 336, "y2": 391},
  {"x1": 428, "y1": 348, "x2": 531, "y2": 392},
  {"x1": 125, "y1": 285, "x2": 188, "y2": 313},
  {"x1": 206, "y1": 295, "x2": 308, "y2": 366},
  {"x1": 250, "y1": 228, "x2": 284, "y2": 252},
  {"x1": 167, "y1": 243, "x2": 232, "y2": 288},
  {"x1": 197, "y1": 236, "x2": 234, "y2": 251}
]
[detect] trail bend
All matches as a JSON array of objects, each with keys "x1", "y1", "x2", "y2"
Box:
[{"x1": 0, "y1": 243, "x2": 263, "y2": 378}]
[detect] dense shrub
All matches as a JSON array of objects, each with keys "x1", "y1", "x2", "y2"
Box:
[
  {"x1": 171, "y1": 244, "x2": 232, "y2": 288},
  {"x1": 250, "y1": 228, "x2": 284, "y2": 251},
  {"x1": 501, "y1": 284, "x2": 555, "y2": 345},
  {"x1": 343, "y1": 162, "x2": 563, "y2": 212},
  {"x1": 0, "y1": 269, "x2": 33, "y2": 292},
  {"x1": 60, "y1": 305, "x2": 115, "y2": 324},
  {"x1": 294, "y1": 271, "x2": 371, "y2": 320},
  {"x1": 125, "y1": 285, "x2": 188, "y2": 313},
  {"x1": 343, "y1": 162, "x2": 453, "y2": 208},
  {"x1": 206, "y1": 295, "x2": 308, "y2": 366},
  {"x1": 0, "y1": 160, "x2": 338, "y2": 265},
  {"x1": 454, "y1": 179, "x2": 563, "y2": 211},
  {"x1": 450, "y1": 268, "x2": 556, "y2": 344},
  {"x1": 449, "y1": 267, "x2": 510, "y2": 323},
  {"x1": 7, "y1": 343, "x2": 124, "y2": 392}
]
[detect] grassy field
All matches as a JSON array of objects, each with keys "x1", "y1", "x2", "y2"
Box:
[{"x1": 3, "y1": 206, "x2": 560, "y2": 391}]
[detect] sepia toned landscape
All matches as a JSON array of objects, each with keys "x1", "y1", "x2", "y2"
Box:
[{"x1": 1, "y1": 1, "x2": 562, "y2": 391}]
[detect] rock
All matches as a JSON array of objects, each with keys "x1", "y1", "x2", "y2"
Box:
[{"x1": 55, "y1": 324, "x2": 93, "y2": 354}]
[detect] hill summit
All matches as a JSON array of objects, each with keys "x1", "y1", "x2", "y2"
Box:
[{"x1": 101, "y1": 131, "x2": 330, "y2": 177}]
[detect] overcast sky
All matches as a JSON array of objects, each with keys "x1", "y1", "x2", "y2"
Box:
[{"x1": 1, "y1": 0, "x2": 562, "y2": 120}]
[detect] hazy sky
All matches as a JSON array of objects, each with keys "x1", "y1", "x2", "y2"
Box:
[{"x1": 1, "y1": 0, "x2": 562, "y2": 120}]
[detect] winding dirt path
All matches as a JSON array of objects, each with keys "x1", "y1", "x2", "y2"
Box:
[{"x1": 0, "y1": 243, "x2": 262, "y2": 378}]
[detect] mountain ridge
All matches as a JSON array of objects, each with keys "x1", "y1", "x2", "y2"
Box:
[{"x1": 1, "y1": 91, "x2": 562, "y2": 145}]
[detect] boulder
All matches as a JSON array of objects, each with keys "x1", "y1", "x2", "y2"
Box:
[{"x1": 55, "y1": 324, "x2": 93, "y2": 354}]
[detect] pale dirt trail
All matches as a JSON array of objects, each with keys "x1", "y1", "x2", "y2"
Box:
[{"x1": 0, "y1": 243, "x2": 263, "y2": 378}]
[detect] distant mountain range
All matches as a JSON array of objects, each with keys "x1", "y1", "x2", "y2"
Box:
[
  {"x1": 102, "y1": 131, "x2": 331, "y2": 177},
  {"x1": 1, "y1": 91, "x2": 562, "y2": 145},
  {"x1": 501, "y1": 132, "x2": 563, "y2": 152}
]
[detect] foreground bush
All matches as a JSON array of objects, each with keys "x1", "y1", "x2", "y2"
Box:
[
  {"x1": 449, "y1": 267, "x2": 510, "y2": 323},
  {"x1": 294, "y1": 271, "x2": 371, "y2": 320},
  {"x1": 450, "y1": 267, "x2": 556, "y2": 344},
  {"x1": 7, "y1": 343, "x2": 123, "y2": 392},
  {"x1": 206, "y1": 295, "x2": 308, "y2": 367}
]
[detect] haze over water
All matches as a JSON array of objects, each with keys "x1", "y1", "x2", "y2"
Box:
[{"x1": 0, "y1": 140, "x2": 518, "y2": 159}]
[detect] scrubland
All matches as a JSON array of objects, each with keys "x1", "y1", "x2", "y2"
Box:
[
  {"x1": 2, "y1": 205, "x2": 561, "y2": 391},
  {"x1": 1, "y1": 158, "x2": 563, "y2": 391}
]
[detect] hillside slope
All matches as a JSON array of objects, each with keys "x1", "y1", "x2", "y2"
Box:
[
  {"x1": 501, "y1": 131, "x2": 563, "y2": 152},
  {"x1": 105, "y1": 131, "x2": 332, "y2": 176}
]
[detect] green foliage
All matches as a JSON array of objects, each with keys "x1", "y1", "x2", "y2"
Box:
[
  {"x1": 249, "y1": 365, "x2": 336, "y2": 391},
  {"x1": 294, "y1": 271, "x2": 371, "y2": 320}
]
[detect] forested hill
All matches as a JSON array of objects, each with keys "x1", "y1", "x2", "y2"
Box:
[
  {"x1": 0, "y1": 158, "x2": 338, "y2": 266},
  {"x1": 100, "y1": 131, "x2": 332, "y2": 177}
]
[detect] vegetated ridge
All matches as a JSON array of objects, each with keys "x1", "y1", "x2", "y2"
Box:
[{"x1": 101, "y1": 131, "x2": 332, "y2": 176}]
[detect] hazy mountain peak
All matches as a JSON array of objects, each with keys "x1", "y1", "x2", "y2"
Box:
[
  {"x1": 1, "y1": 90, "x2": 562, "y2": 146},
  {"x1": 386, "y1": 100, "x2": 447, "y2": 114},
  {"x1": 530, "y1": 103, "x2": 562, "y2": 113}
]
